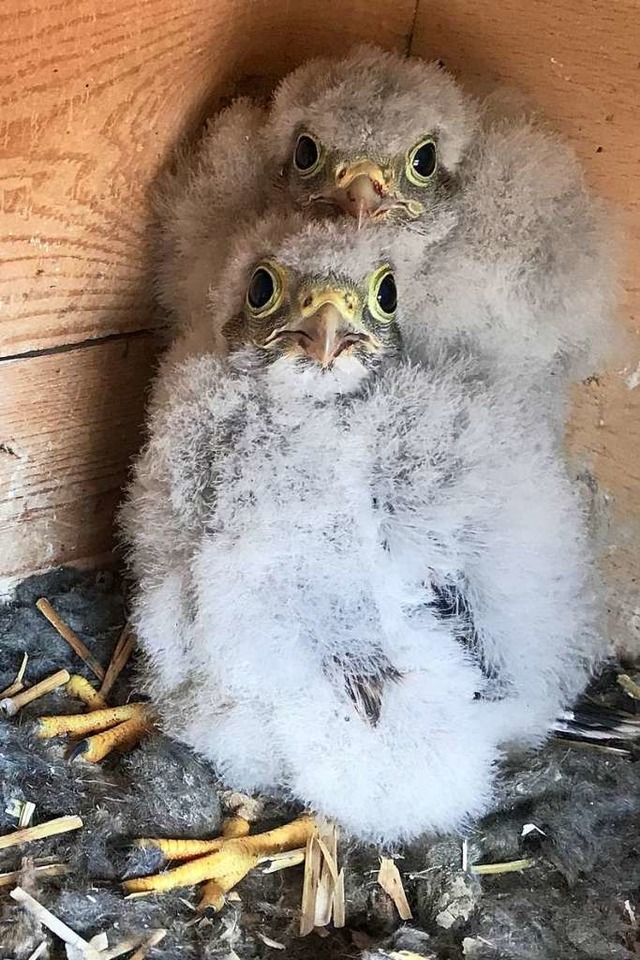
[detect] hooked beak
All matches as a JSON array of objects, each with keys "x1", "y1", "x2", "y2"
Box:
[
  {"x1": 283, "y1": 290, "x2": 371, "y2": 368},
  {"x1": 323, "y1": 161, "x2": 388, "y2": 221}
]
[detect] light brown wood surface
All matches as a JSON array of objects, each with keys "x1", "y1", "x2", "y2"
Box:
[
  {"x1": 0, "y1": 336, "x2": 154, "y2": 579},
  {"x1": 0, "y1": 0, "x2": 415, "y2": 585},
  {"x1": 0, "y1": 0, "x2": 414, "y2": 357},
  {"x1": 411, "y1": 0, "x2": 640, "y2": 653}
]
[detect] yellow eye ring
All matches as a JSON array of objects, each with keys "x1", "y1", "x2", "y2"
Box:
[
  {"x1": 293, "y1": 132, "x2": 325, "y2": 178},
  {"x1": 245, "y1": 261, "x2": 285, "y2": 318},
  {"x1": 405, "y1": 137, "x2": 438, "y2": 186},
  {"x1": 368, "y1": 265, "x2": 397, "y2": 324}
]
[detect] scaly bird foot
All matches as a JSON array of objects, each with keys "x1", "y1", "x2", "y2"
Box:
[
  {"x1": 124, "y1": 815, "x2": 317, "y2": 910},
  {"x1": 37, "y1": 676, "x2": 155, "y2": 763}
]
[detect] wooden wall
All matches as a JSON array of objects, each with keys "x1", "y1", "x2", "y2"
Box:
[
  {"x1": 1, "y1": 0, "x2": 639, "y2": 653},
  {"x1": 0, "y1": 0, "x2": 415, "y2": 582}
]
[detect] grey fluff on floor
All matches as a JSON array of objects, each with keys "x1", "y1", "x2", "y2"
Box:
[{"x1": 0, "y1": 568, "x2": 638, "y2": 959}]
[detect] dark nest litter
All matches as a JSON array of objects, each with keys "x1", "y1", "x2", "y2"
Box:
[{"x1": 0, "y1": 568, "x2": 639, "y2": 960}]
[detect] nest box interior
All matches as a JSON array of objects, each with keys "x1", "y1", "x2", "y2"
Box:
[{"x1": 0, "y1": 0, "x2": 638, "y2": 652}]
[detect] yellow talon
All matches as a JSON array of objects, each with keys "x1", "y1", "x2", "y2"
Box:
[
  {"x1": 70, "y1": 713, "x2": 154, "y2": 763},
  {"x1": 65, "y1": 674, "x2": 108, "y2": 710},
  {"x1": 135, "y1": 836, "x2": 227, "y2": 862},
  {"x1": 123, "y1": 816, "x2": 317, "y2": 898},
  {"x1": 134, "y1": 816, "x2": 251, "y2": 864},
  {"x1": 36, "y1": 703, "x2": 149, "y2": 739}
]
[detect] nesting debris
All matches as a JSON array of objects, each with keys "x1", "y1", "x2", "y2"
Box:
[
  {"x1": 0, "y1": 815, "x2": 83, "y2": 850},
  {"x1": 1, "y1": 669, "x2": 70, "y2": 717},
  {"x1": 0, "y1": 652, "x2": 28, "y2": 698},
  {"x1": 469, "y1": 859, "x2": 535, "y2": 876},
  {"x1": 99, "y1": 624, "x2": 136, "y2": 700},
  {"x1": 36, "y1": 598, "x2": 105, "y2": 682},
  {"x1": 10, "y1": 886, "x2": 101, "y2": 959},
  {"x1": 377, "y1": 858, "x2": 413, "y2": 921},
  {"x1": 0, "y1": 863, "x2": 68, "y2": 887},
  {"x1": 300, "y1": 820, "x2": 345, "y2": 935},
  {"x1": 618, "y1": 674, "x2": 640, "y2": 700},
  {"x1": 6, "y1": 797, "x2": 36, "y2": 828}
]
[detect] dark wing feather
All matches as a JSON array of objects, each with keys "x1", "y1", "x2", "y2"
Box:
[
  {"x1": 429, "y1": 579, "x2": 502, "y2": 689},
  {"x1": 332, "y1": 654, "x2": 403, "y2": 726}
]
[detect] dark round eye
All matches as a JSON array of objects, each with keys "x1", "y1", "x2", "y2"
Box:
[
  {"x1": 293, "y1": 134, "x2": 321, "y2": 174},
  {"x1": 247, "y1": 267, "x2": 276, "y2": 311},
  {"x1": 368, "y1": 266, "x2": 397, "y2": 322},
  {"x1": 406, "y1": 138, "x2": 437, "y2": 185},
  {"x1": 377, "y1": 271, "x2": 397, "y2": 315}
]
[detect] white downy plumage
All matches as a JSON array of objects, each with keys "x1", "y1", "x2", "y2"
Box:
[{"x1": 122, "y1": 218, "x2": 601, "y2": 843}]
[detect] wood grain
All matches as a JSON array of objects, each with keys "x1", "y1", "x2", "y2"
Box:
[
  {"x1": 412, "y1": 0, "x2": 640, "y2": 653},
  {"x1": 0, "y1": 0, "x2": 415, "y2": 578},
  {"x1": 0, "y1": 335, "x2": 155, "y2": 579},
  {"x1": 0, "y1": 0, "x2": 415, "y2": 358}
]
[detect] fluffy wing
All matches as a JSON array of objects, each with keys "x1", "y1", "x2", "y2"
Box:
[{"x1": 153, "y1": 99, "x2": 269, "y2": 335}]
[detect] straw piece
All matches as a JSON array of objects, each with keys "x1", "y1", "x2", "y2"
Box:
[
  {"x1": 66, "y1": 675, "x2": 107, "y2": 711},
  {"x1": 315, "y1": 822, "x2": 339, "y2": 928},
  {"x1": 0, "y1": 653, "x2": 28, "y2": 699},
  {"x1": 99, "y1": 624, "x2": 136, "y2": 698},
  {"x1": 36, "y1": 599, "x2": 105, "y2": 681},
  {"x1": 98, "y1": 936, "x2": 148, "y2": 960},
  {"x1": 299, "y1": 835, "x2": 322, "y2": 936},
  {"x1": 618, "y1": 674, "x2": 640, "y2": 700},
  {"x1": 18, "y1": 801, "x2": 36, "y2": 829},
  {"x1": 333, "y1": 868, "x2": 346, "y2": 928},
  {"x1": 260, "y1": 848, "x2": 306, "y2": 873},
  {"x1": 129, "y1": 929, "x2": 167, "y2": 960},
  {"x1": 377, "y1": 857, "x2": 413, "y2": 921},
  {"x1": 470, "y1": 858, "x2": 535, "y2": 875},
  {"x1": 0, "y1": 816, "x2": 83, "y2": 851},
  {"x1": 1, "y1": 670, "x2": 70, "y2": 718},
  {"x1": 0, "y1": 863, "x2": 69, "y2": 887},
  {"x1": 10, "y1": 887, "x2": 99, "y2": 958},
  {"x1": 25, "y1": 943, "x2": 48, "y2": 960}
]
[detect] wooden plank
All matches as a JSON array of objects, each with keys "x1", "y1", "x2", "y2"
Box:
[
  {"x1": 0, "y1": 0, "x2": 415, "y2": 359},
  {"x1": 0, "y1": 334, "x2": 155, "y2": 579},
  {"x1": 411, "y1": 0, "x2": 640, "y2": 654}
]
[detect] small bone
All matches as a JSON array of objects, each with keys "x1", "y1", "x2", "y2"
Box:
[{"x1": 1, "y1": 669, "x2": 70, "y2": 717}]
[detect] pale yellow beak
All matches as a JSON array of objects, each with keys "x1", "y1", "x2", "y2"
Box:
[
  {"x1": 293, "y1": 289, "x2": 362, "y2": 367},
  {"x1": 330, "y1": 160, "x2": 388, "y2": 221}
]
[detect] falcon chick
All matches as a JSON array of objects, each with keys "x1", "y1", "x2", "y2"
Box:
[
  {"x1": 122, "y1": 215, "x2": 600, "y2": 843},
  {"x1": 267, "y1": 45, "x2": 617, "y2": 392},
  {"x1": 156, "y1": 46, "x2": 616, "y2": 401}
]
